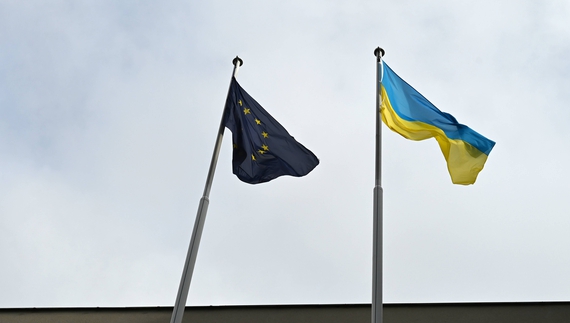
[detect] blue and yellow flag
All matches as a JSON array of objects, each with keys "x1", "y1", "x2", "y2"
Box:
[
  {"x1": 380, "y1": 62, "x2": 495, "y2": 185},
  {"x1": 223, "y1": 77, "x2": 319, "y2": 184}
]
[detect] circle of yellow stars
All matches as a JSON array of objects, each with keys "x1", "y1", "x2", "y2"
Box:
[{"x1": 237, "y1": 99, "x2": 270, "y2": 161}]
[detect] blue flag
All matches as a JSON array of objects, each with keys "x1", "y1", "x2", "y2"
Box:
[{"x1": 223, "y1": 77, "x2": 319, "y2": 184}]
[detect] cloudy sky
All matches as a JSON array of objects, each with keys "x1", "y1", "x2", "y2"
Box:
[{"x1": 2, "y1": 0, "x2": 570, "y2": 308}]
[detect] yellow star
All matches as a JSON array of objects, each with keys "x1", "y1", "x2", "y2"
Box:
[
  {"x1": 255, "y1": 118, "x2": 261, "y2": 125},
  {"x1": 251, "y1": 154, "x2": 256, "y2": 161},
  {"x1": 261, "y1": 144, "x2": 269, "y2": 151},
  {"x1": 243, "y1": 108, "x2": 250, "y2": 115},
  {"x1": 261, "y1": 131, "x2": 268, "y2": 138},
  {"x1": 258, "y1": 149, "x2": 265, "y2": 154},
  {"x1": 238, "y1": 100, "x2": 242, "y2": 106},
  {"x1": 233, "y1": 143, "x2": 238, "y2": 149}
]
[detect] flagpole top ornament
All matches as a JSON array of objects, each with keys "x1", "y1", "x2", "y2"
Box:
[
  {"x1": 233, "y1": 56, "x2": 243, "y2": 67},
  {"x1": 374, "y1": 47, "x2": 385, "y2": 61}
]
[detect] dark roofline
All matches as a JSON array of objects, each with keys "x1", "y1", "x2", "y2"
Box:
[
  {"x1": 3, "y1": 300, "x2": 570, "y2": 310},
  {"x1": 3, "y1": 302, "x2": 570, "y2": 323}
]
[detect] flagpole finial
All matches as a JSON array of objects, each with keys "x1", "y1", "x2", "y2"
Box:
[
  {"x1": 374, "y1": 47, "x2": 385, "y2": 61},
  {"x1": 232, "y1": 56, "x2": 243, "y2": 67}
]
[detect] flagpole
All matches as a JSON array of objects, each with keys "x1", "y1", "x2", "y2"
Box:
[
  {"x1": 372, "y1": 47, "x2": 385, "y2": 323},
  {"x1": 169, "y1": 56, "x2": 243, "y2": 323}
]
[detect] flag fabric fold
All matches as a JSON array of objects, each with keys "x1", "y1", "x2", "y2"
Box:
[
  {"x1": 223, "y1": 77, "x2": 319, "y2": 184},
  {"x1": 380, "y1": 61, "x2": 495, "y2": 185}
]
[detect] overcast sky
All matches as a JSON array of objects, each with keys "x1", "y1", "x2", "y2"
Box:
[{"x1": 2, "y1": 0, "x2": 570, "y2": 308}]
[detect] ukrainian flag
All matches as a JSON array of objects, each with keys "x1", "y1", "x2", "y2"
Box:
[{"x1": 380, "y1": 61, "x2": 495, "y2": 185}]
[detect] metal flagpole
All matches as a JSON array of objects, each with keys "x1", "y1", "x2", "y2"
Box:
[
  {"x1": 372, "y1": 47, "x2": 385, "y2": 323},
  {"x1": 170, "y1": 56, "x2": 243, "y2": 323}
]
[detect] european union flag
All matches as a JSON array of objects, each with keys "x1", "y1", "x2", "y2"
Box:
[{"x1": 223, "y1": 77, "x2": 319, "y2": 184}]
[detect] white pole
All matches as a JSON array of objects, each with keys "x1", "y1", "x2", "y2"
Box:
[
  {"x1": 372, "y1": 47, "x2": 385, "y2": 323},
  {"x1": 169, "y1": 56, "x2": 243, "y2": 323}
]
